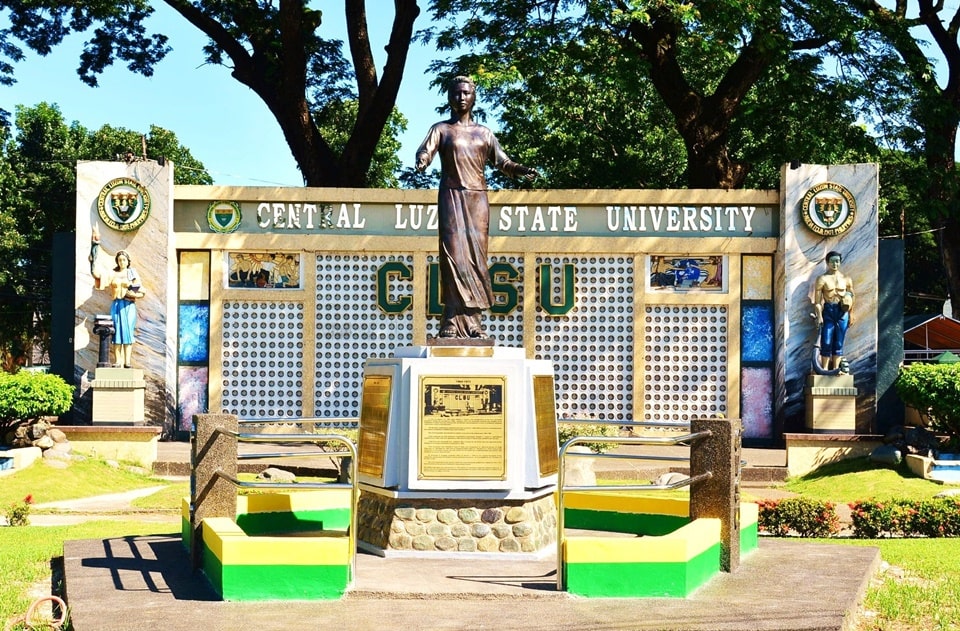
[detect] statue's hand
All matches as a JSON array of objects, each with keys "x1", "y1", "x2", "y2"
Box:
[
  {"x1": 520, "y1": 167, "x2": 540, "y2": 182},
  {"x1": 415, "y1": 154, "x2": 430, "y2": 172}
]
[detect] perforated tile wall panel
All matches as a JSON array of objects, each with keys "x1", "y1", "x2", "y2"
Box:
[
  {"x1": 643, "y1": 305, "x2": 728, "y2": 421},
  {"x1": 314, "y1": 254, "x2": 415, "y2": 418},
  {"x1": 535, "y1": 256, "x2": 635, "y2": 422},
  {"x1": 222, "y1": 301, "x2": 305, "y2": 418}
]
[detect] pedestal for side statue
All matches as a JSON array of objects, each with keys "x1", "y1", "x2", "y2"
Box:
[
  {"x1": 91, "y1": 367, "x2": 146, "y2": 425},
  {"x1": 356, "y1": 346, "x2": 560, "y2": 556},
  {"x1": 805, "y1": 374, "x2": 857, "y2": 432}
]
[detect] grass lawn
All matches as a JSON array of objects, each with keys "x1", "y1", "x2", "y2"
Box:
[
  {"x1": 0, "y1": 458, "x2": 170, "y2": 506},
  {"x1": 0, "y1": 521, "x2": 174, "y2": 628},
  {"x1": 783, "y1": 457, "x2": 960, "y2": 630}
]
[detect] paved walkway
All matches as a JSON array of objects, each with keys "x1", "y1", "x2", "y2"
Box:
[
  {"x1": 34, "y1": 441, "x2": 879, "y2": 630},
  {"x1": 63, "y1": 535, "x2": 879, "y2": 631}
]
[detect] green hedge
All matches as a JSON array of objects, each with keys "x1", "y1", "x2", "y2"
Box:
[
  {"x1": 849, "y1": 498, "x2": 960, "y2": 538},
  {"x1": 0, "y1": 371, "x2": 74, "y2": 435},
  {"x1": 757, "y1": 497, "x2": 960, "y2": 539},
  {"x1": 895, "y1": 363, "x2": 960, "y2": 438},
  {"x1": 756, "y1": 498, "x2": 841, "y2": 537}
]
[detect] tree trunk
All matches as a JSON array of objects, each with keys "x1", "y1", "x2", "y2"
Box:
[
  {"x1": 165, "y1": 0, "x2": 419, "y2": 188},
  {"x1": 939, "y1": 216, "x2": 960, "y2": 319},
  {"x1": 625, "y1": 11, "x2": 772, "y2": 190}
]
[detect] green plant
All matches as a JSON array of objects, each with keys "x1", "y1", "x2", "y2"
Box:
[
  {"x1": 4, "y1": 494, "x2": 32, "y2": 527},
  {"x1": 0, "y1": 371, "x2": 74, "y2": 437},
  {"x1": 755, "y1": 497, "x2": 840, "y2": 537},
  {"x1": 756, "y1": 498, "x2": 790, "y2": 536},
  {"x1": 850, "y1": 498, "x2": 960, "y2": 539},
  {"x1": 895, "y1": 363, "x2": 960, "y2": 438},
  {"x1": 557, "y1": 422, "x2": 619, "y2": 454}
]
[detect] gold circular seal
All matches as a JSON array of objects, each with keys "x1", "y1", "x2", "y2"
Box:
[
  {"x1": 800, "y1": 182, "x2": 856, "y2": 236},
  {"x1": 96, "y1": 177, "x2": 151, "y2": 232}
]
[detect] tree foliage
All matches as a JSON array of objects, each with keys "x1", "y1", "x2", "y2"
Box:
[
  {"x1": 0, "y1": 0, "x2": 421, "y2": 188},
  {"x1": 838, "y1": 0, "x2": 960, "y2": 319},
  {"x1": 427, "y1": 0, "x2": 875, "y2": 189},
  {"x1": 0, "y1": 102, "x2": 211, "y2": 370}
]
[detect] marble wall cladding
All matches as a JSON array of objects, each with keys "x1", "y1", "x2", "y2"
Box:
[
  {"x1": 178, "y1": 366, "x2": 209, "y2": 433},
  {"x1": 741, "y1": 367, "x2": 773, "y2": 439},
  {"x1": 742, "y1": 304, "x2": 774, "y2": 363},
  {"x1": 178, "y1": 303, "x2": 210, "y2": 363},
  {"x1": 777, "y1": 164, "x2": 879, "y2": 433},
  {"x1": 74, "y1": 161, "x2": 176, "y2": 431},
  {"x1": 742, "y1": 255, "x2": 772, "y2": 300}
]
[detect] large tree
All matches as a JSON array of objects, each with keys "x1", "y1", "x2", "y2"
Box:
[
  {"x1": 0, "y1": 0, "x2": 421, "y2": 187},
  {"x1": 0, "y1": 102, "x2": 210, "y2": 369},
  {"x1": 841, "y1": 0, "x2": 960, "y2": 319},
  {"x1": 428, "y1": 0, "x2": 870, "y2": 189}
]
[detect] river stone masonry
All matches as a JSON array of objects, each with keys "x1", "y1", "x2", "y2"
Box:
[{"x1": 357, "y1": 493, "x2": 557, "y2": 554}]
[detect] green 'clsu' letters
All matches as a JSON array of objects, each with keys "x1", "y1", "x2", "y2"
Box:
[{"x1": 375, "y1": 262, "x2": 575, "y2": 316}]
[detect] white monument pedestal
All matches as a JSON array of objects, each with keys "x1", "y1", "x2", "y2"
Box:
[
  {"x1": 356, "y1": 346, "x2": 559, "y2": 556},
  {"x1": 91, "y1": 367, "x2": 146, "y2": 425},
  {"x1": 804, "y1": 374, "x2": 858, "y2": 432}
]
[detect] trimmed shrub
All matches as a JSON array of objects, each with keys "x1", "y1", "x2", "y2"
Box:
[
  {"x1": 0, "y1": 371, "x2": 74, "y2": 436},
  {"x1": 756, "y1": 497, "x2": 841, "y2": 538},
  {"x1": 895, "y1": 363, "x2": 960, "y2": 440},
  {"x1": 849, "y1": 498, "x2": 960, "y2": 538},
  {"x1": 557, "y1": 422, "x2": 619, "y2": 454}
]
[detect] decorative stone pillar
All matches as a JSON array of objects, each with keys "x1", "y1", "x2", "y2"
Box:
[
  {"x1": 190, "y1": 413, "x2": 238, "y2": 570},
  {"x1": 690, "y1": 417, "x2": 742, "y2": 572}
]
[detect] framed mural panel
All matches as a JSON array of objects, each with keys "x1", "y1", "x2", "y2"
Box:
[
  {"x1": 225, "y1": 252, "x2": 302, "y2": 289},
  {"x1": 647, "y1": 255, "x2": 727, "y2": 292}
]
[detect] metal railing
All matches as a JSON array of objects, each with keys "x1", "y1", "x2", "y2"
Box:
[
  {"x1": 196, "y1": 420, "x2": 359, "y2": 583},
  {"x1": 556, "y1": 421, "x2": 714, "y2": 591}
]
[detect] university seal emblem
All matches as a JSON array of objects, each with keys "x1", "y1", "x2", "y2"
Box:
[
  {"x1": 207, "y1": 201, "x2": 242, "y2": 233},
  {"x1": 96, "y1": 177, "x2": 151, "y2": 232},
  {"x1": 800, "y1": 182, "x2": 856, "y2": 236}
]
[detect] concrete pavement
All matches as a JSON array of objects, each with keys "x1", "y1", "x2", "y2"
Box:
[
  {"x1": 53, "y1": 440, "x2": 882, "y2": 631},
  {"x1": 63, "y1": 534, "x2": 878, "y2": 631}
]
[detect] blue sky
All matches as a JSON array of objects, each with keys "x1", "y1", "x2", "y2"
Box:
[{"x1": 2, "y1": 5, "x2": 443, "y2": 186}]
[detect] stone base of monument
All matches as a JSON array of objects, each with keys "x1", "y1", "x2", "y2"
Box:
[
  {"x1": 357, "y1": 487, "x2": 556, "y2": 556},
  {"x1": 91, "y1": 367, "x2": 145, "y2": 425},
  {"x1": 804, "y1": 374, "x2": 858, "y2": 432},
  {"x1": 355, "y1": 346, "x2": 559, "y2": 556}
]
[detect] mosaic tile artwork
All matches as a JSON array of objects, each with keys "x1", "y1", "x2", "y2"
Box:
[
  {"x1": 648, "y1": 255, "x2": 725, "y2": 291},
  {"x1": 178, "y1": 366, "x2": 209, "y2": 432},
  {"x1": 741, "y1": 255, "x2": 772, "y2": 300},
  {"x1": 741, "y1": 303, "x2": 774, "y2": 363},
  {"x1": 178, "y1": 303, "x2": 210, "y2": 363}
]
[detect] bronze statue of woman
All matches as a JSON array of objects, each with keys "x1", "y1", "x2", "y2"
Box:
[{"x1": 415, "y1": 76, "x2": 539, "y2": 339}]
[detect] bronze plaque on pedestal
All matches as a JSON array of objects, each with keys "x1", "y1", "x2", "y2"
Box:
[
  {"x1": 418, "y1": 376, "x2": 506, "y2": 480},
  {"x1": 358, "y1": 375, "x2": 392, "y2": 478},
  {"x1": 533, "y1": 375, "x2": 559, "y2": 476}
]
